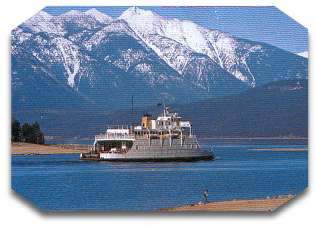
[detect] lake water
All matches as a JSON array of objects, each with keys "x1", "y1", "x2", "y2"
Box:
[{"x1": 11, "y1": 140, "x2": 308, "y2": 212}]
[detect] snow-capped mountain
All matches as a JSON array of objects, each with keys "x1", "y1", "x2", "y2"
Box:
[
  {"x1": 22, "y1": 8, "x2": 113, "y2": 35},
  {"x1": 23, "y1": 10, "x2": 64, "y2": 35},
  {"x1": 84, "y1": 8, "x2": 113, "y2": 24},
  {"x1": 11, "y1": 7, "x2": 307, "y2": 112},
  {"x1": 119, "y1": 7, "x2": 307, "y2": 87},
  {"x1": 55, "y1": 9, "x2": 112, "y2": 33}
]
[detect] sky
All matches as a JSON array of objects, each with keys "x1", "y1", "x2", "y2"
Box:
[{"x1": 44, "y1": 6, "x2": 308, "y2": 54}]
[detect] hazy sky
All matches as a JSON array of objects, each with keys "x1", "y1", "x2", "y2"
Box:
[{"x1": 44, "y1": 6, "x2": 308, "y2": 53}]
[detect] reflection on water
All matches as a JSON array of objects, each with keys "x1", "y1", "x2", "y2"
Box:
[{"x1": 11, "y1": 142, "x2": 308, "y2": 212}]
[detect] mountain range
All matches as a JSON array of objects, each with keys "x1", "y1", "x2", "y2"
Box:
[{"x1": 11, "y1": 7, "x2": 307, "y2": 111}]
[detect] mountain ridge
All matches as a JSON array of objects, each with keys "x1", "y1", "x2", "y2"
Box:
[
  {"x1": 12, "y1": 7, "x2": 307, "y2": 112},
  {"x1": 119, "y1": 7, "x2": 307, "y2": 87}
]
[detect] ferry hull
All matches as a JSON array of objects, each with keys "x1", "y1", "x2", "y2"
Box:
[
  {"x1": 98, "y1": 147, "x2": 214, "y2": 162},
  {"x1": 81, "y1": 152, "x2": 214, "y2": 162},
  {"x1": 98, "y1": 155, "x2": 213, "y2": 162}
]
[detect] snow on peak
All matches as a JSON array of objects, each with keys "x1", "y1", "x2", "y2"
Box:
[
  {"x1": 23, "y1": 10, "x2": 64, "y2": 34},
  {"x1": 59, "y1": 8, "x2": 112, "y2": 24},
  {"x1": 119, "y1": 7, "x2": 214, "y2": 52},
  {"x1": 119, "y1": 7, "x2": 262, "y2": 86},
  {"x1": 119, "y1": 7, "x2": 217, "y2": 62},
  {"x1": 85, "y1": 8, "x2": 101, "y2": 14},
  {"x1": 297, "y1": 51, "x2": 308, "y2": 58},
  {"x1": 63, "y1": 10, "x2": 83, "y2": 16},
  {"x1": 56, "y1": 9, "x2": 110, "y2": 31},
  {"x1": 119, "y1": 7, "x2": 165, "y2": 35},
  {"x1": 33, "y1": 10, "x2": 53, "y2": 19},
  {"x1": 120, "y1": 6, "x2": 161, "y2": 19},
  {"x1": 84, "y1": 8, "x2": 112, "y2": 24}
]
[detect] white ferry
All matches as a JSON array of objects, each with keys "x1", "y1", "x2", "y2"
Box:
[{"x1": 80, "y1": 107, "x2": 214, "y2": 161}]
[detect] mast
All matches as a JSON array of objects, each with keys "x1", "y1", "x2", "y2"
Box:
[{"x1": 163, "y1": 102, "x2": 166, "y2": 117}]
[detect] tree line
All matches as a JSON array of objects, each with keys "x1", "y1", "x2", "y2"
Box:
[{"x1": 12, "y1": 118, "x2": 45, "y2": 144}]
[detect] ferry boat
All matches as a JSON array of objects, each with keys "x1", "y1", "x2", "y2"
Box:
[{"x1": 80, "y1": 107, "x2": 214, "y2": 161}]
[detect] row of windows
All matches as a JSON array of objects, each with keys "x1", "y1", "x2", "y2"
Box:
[
  {"x1": 157, "y1": 120, "x2": 178, "y2": 126},
  {"x1": 134, "y1": 144, "x2": 199, "y2": 150}
]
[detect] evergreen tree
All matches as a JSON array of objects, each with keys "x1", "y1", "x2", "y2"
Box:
[
  {"x1": 13, "y1": 120, "x2": 45, "y2": 144},
  {"x1": 22, "y1": 123, "x2": 33, "y2": 143},
  {"x1": 11, "y1": 118, "x2": 21, "y2": 142},
  {"x1": 32, "y1": 122, "x2": 45, "y2": 144}
]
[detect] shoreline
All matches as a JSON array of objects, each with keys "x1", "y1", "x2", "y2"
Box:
[
  {"x1": 11, "y1": 140, "x2": 308, "y2": 155},
  {"x1": 11, "y1": 142, "x2": 89, "y2": 155},
  {"x1": 161, "y1": 195, "x2": 295, "y2": 212}
]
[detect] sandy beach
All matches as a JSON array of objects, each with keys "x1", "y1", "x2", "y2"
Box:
[
  {"x1": 161, "y1": 195, "x2": 295, "y2": 212},
  {"x1": 11, "y1": 142, "x2": 89, "y2": 155}
]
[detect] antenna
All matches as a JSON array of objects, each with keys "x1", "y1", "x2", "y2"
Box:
[
  {"x1": 163, "y1": 100, "x2": 166, "y2": 117},
  {"x1": 162, "y1": 98, "x2": 166, "y2": 117}
]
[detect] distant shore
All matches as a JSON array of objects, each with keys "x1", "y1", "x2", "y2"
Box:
[
  {"x1": 11, "y1": 142, "x2": 89, "y2": 155},
  {"x1": 200, "y1": 137, "x2": 307, "y2": 140},
  {"x1": 248, "y1": 148, "x2": 307, "y2": 152},
  {"x1": 161, "y1": 195, "x2": 295, "y2": 212}
]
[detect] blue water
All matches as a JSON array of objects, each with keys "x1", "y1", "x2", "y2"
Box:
[{"x1": 11, "y1": 142, "x2": 308, "y2": 212}]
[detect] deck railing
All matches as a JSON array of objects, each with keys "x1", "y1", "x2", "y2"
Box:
[{"x1": 95, "y1": 133, "x2": 135, "y2": 141}]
